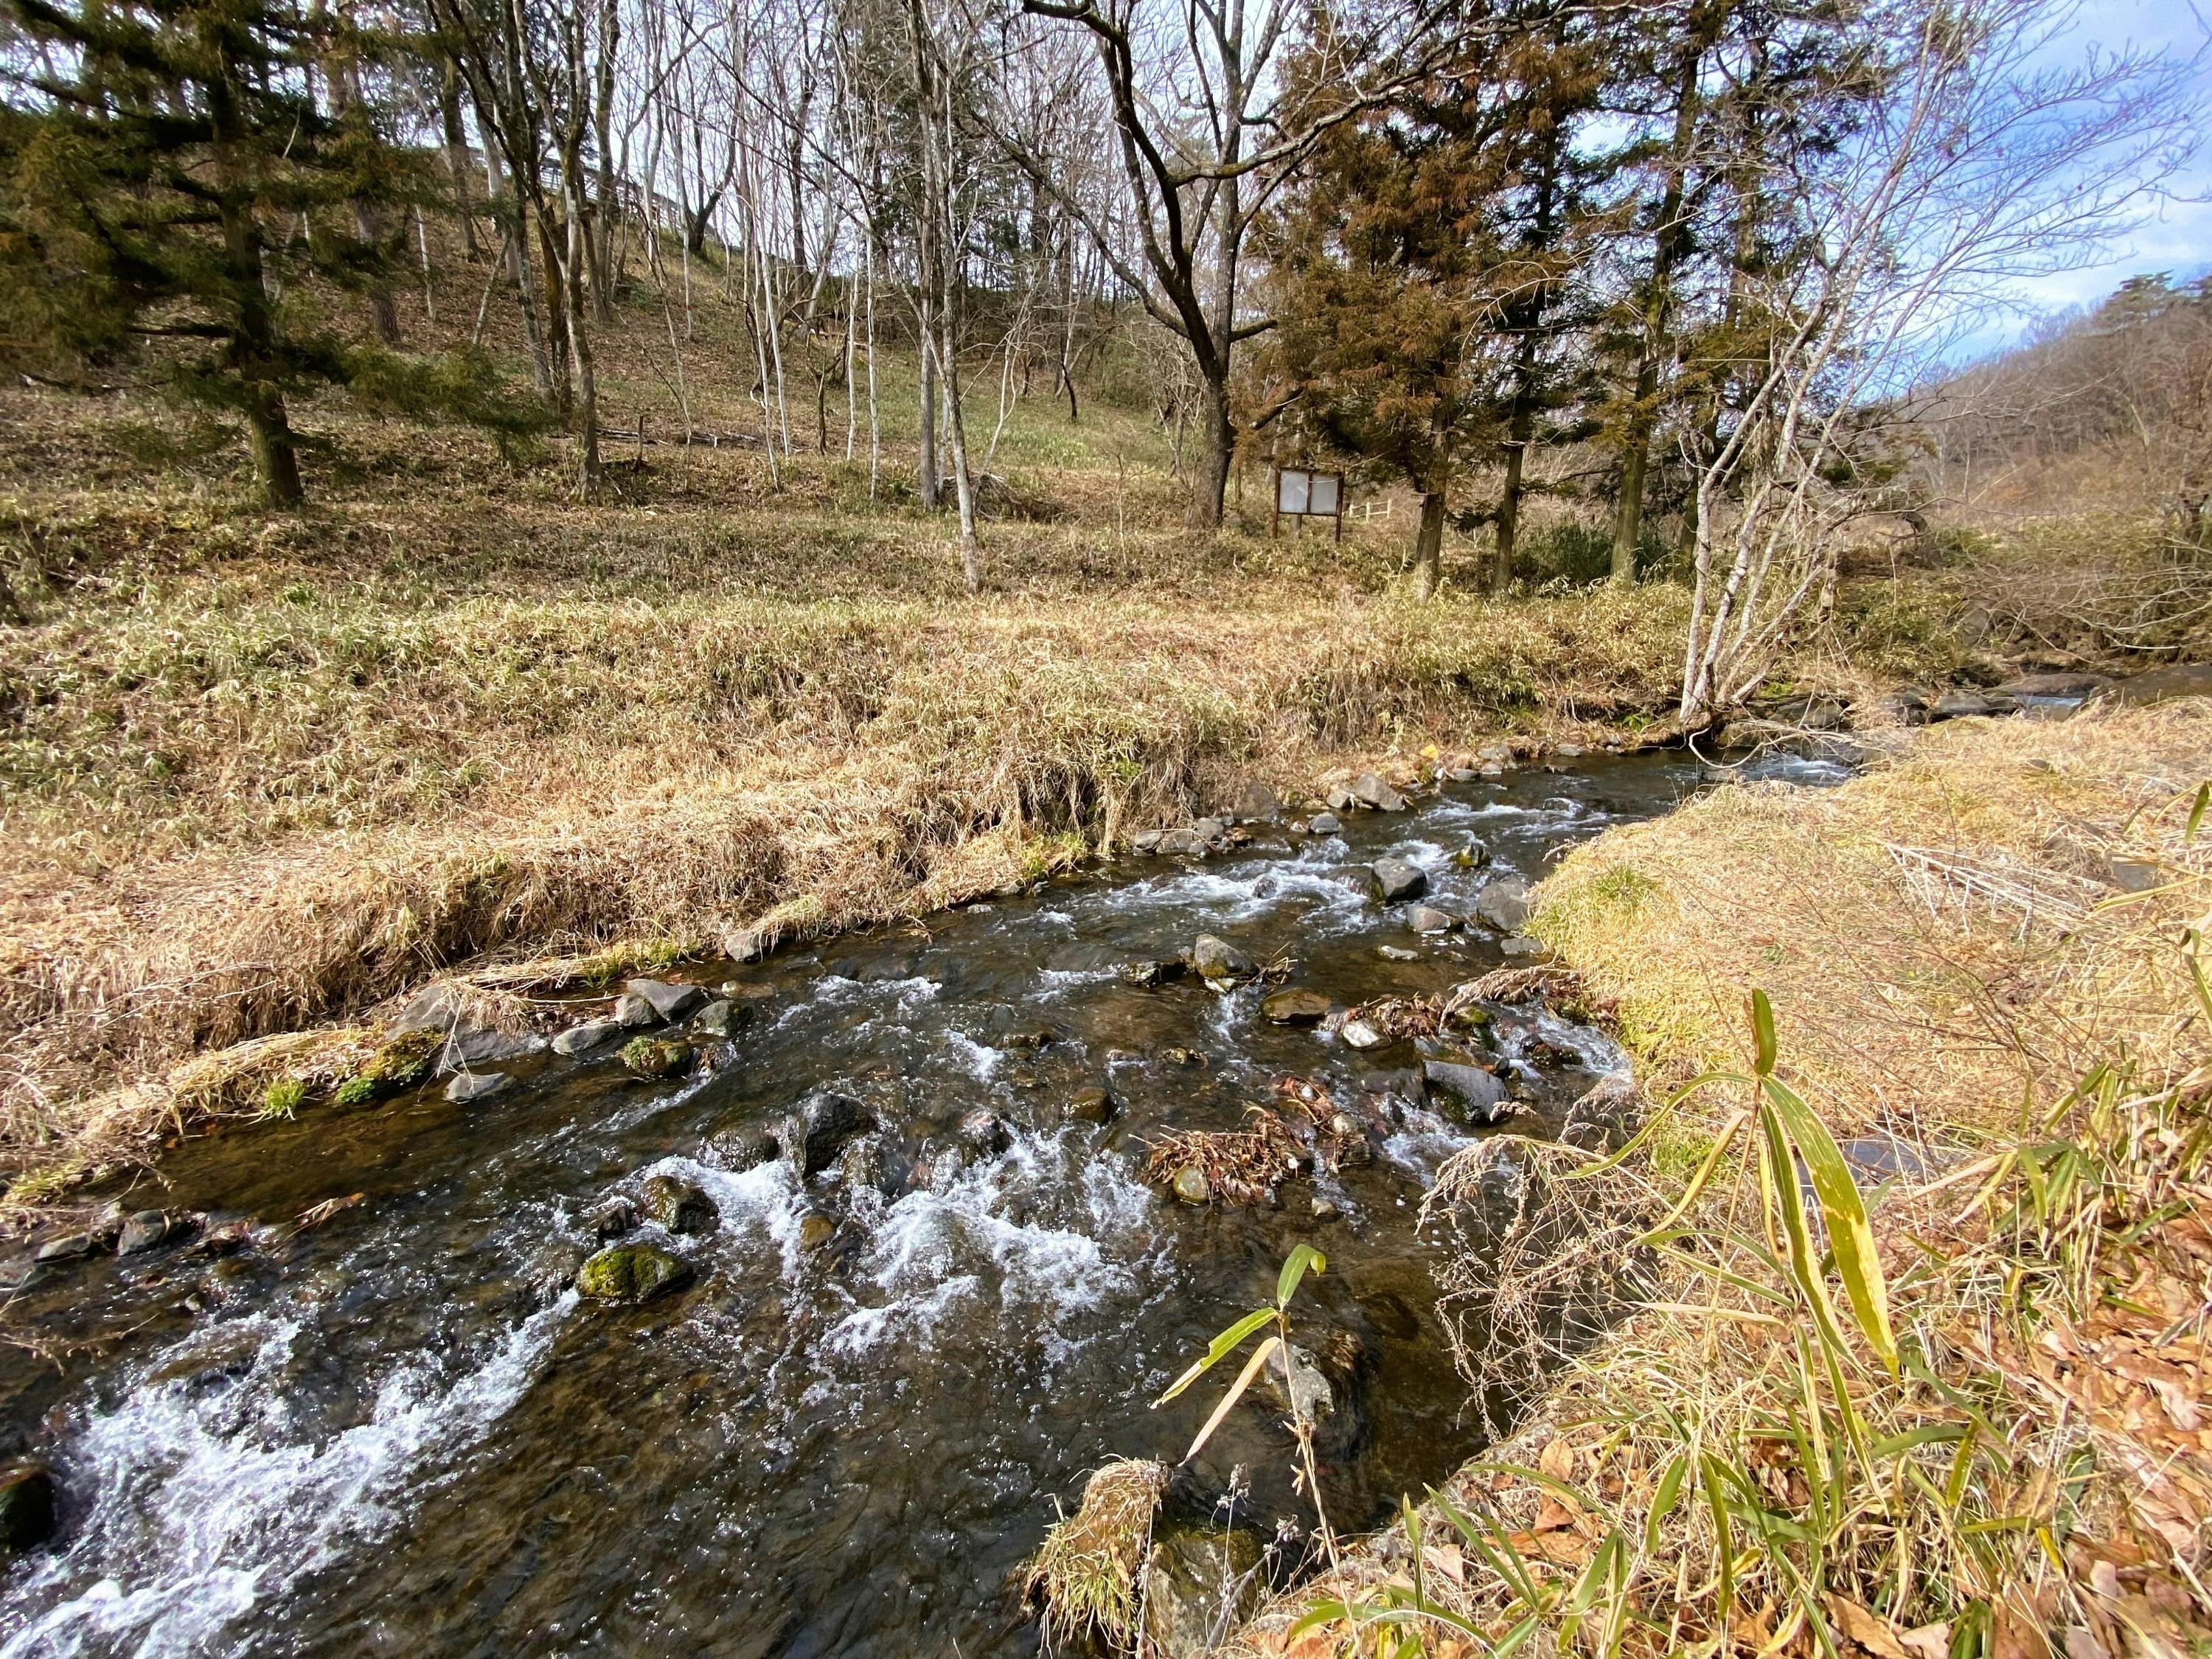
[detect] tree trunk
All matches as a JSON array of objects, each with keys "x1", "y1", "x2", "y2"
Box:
[
  {"x1": 941, "y1": 308, "x2": 981, "y2": 594},
  {"x1": 918, "y1": 319, "x2": 940, "y2": 509},
  {"x1": 438, "y1": 61, "x2": 479, "y2": 260},
  {"x1": 1413, "y1": 490, "x2": 1445, "y2": 599},
  {"x1": 245, "y1": 387, "x2": 305, "y2": 507},
  {"x1": 1193, "y1": 371, "x2": 1232, "y2": 529},
  {"x1": 1612, "y1": 429, "x2": 1649, "y2": 582},
  {"x1": 1494, "y1": 439, "x2": 1526, "y2": 595}
]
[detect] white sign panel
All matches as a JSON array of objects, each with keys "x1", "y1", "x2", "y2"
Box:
[
  {"x1": 1277, "y1": 468, "x2": 1312, "y2": 515},
  {"x1": 1308, "y1": 473, "x2": 1340, "y2": 515}
]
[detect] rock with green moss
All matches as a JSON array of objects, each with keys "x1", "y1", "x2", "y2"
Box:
[
  {"x1": 1142, "y1": 1526, "x2": 1264, "y2": 1658},
  {"x1": 620, "y1": 1037, "x2": 691, "y2": 1079},
  {"x1": 640, "y1": 1174, "x2": 717, "y2": 1235},
  {"x1": 332, "y1": 1030, "x2": 442, "y2": 1105},
  {"x1": 574, "y1": 1242, "x2": 695, "y2": 1304}
]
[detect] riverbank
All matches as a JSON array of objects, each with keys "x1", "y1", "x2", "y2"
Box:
[
  {"x1": 0, "y1": 383, "x2": 1997, "y2": 1213},
  {"x1": 1234, "y1": 695, "x2": 2212, "y2": 1658}
]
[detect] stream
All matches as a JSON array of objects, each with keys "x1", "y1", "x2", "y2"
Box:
[{"x1": 0, "y1": 746, "x2": 1843, "y2": 1657}]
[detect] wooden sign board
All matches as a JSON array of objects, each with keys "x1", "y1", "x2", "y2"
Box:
[{"x1": 1273, "y1": 466, "x2": 1346, "y2": 540}]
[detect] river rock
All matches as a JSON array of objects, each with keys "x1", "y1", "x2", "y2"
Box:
[
  {"x1": 34, "y1": 1233, "x2": 93, "y2": 1265},
  {"x1": 588, "y1": 1197, "x2": 639, "y2": 1239},
  {"x1": 613, "y1": 993, "x2": 658, "y2": 1028},
  {"x1": 1474, "y1": 877, "x2": 1532, "y2": 932},
  {"x1": 1157, "y1": 827, "x2": 1209, "y2": 858},
  {"x1": 554, "y1": 1018, "x2": 623, "y2": 1056},
  {"x1": 1351, "y1": 772, "x2": 1408, "y2": 811},
  {"x1": 1930, "y1": 688, "x2": 2019, "y2": 721},
  {"x1": 781, "y1": 1089, "x2": 872, "y2": 1178},
  {"x1": 0, "y1": 1465, "x2": 55, "y2": 1556},
  {"x1": 443, "y1": 1070, "x2": 513, "y2": 1105},
  {"x1": 1189, "y1": 935, "x2": 1254, "y2": 984},
  {"x1": 625, "y1": 978, "x2": 707, "y2": 1021},
  {"x1": 1143, "y1": 1526, "x2": 1265, "y2": 1659},
  {"x1": 1499, "y1": 934, "x2": 1548, "y2": 959},
  {"x1": 1562, "y1": 1076, "x2": 1641, "y2": 1152},
  {"x1": 1261, "y1": 989, "x2": 1331, "y2": 1026},
  {"x1": 574, "y1": 1242, "x2": 695, "y2": 1304},
  {"x1": 1423, "y1": 1058, "x2": 1511, "y2": 1124},
  {"x1": 1132, "y1": 828, "x2": 1166, "y2": 855},
  {"x1": 1170, "y1": 1166, "x2": 1210, "y2": 1205},
  {"x1": 958, "y1": 1108, "x2": 1012, "y2": 1156},
  {"x1": 1307, "y1": 811, "x2": 1340, "y2": 835},
  {"x1": 1324, "y1": 784, "x2": 1355, "y2": 812},
  {"x1": 116, "y1": 1210, "x2": 172, "y2": 1256},
  {"x1": 1232, "y1": 781, "x2": 1281, "y2": 822},
  {"x1": 2111, "y1": 661, "x2": 2212, "y2": 705},
  {"x1": 620, "y1": 1037, "x2": 691, "y2": 1079},
  {"x1": 1405, "y1": 905, "x2": 1454, "y2": 934},
  {"x1": 1376, "y1": 944, "x2": 1420, "y2": 961},
  {"x1": 798, "y1": 1211, "x2": 837, "y2": 1251},
  {"x1": 1369, "y1": 858, "x2": 1427, "y2": 902},
  {"x1": 1121, "y1": 957, "x2": 1187, "y2": 988},
  {"x1": 1476, "y1": 742, "x2": 1512, "y2": 766},
  {"x1": 690, "y1": 999, "x2": 738, "y2": 1038},
  {"x1": 1311, "y1": 1194, "x2": 1341, "y2": 1221},
  {"x1": 1338, "y1": 1018, "x2": 1388, "y2": 1050},
  {"x1": 1191, "y1": 817, "x2": 1228, "y2": 845},
  {"x1": 704, "y1": 1121, "x2": 780, "y2": 1172},
  {"x1": 1066, "y1": 1088, "x2": 1118, "y2": 1124},
  {"x1": 641, "y1": 1174, "x2": 719, "y2": 1236}
]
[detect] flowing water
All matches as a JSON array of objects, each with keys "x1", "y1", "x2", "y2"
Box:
[{"x1": 0, "y1": 748, "x2": 1840, "y2": 1658}]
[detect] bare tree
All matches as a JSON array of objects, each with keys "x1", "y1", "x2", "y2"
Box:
[{"x1": 1678, "y1": 0, "x2": 2197, "y2": 728}]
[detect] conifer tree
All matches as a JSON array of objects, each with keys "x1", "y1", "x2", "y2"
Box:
[{"x1": 0, "y1": 0, "x2": 426, "y2": 504}]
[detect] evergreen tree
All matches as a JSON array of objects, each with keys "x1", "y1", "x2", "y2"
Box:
[
  {"x1": 1265, "y1": 4, "x2": 1604, "y2": 597},
  {"x1": 0, "y1": 0, "x2": 428, "y2": 504}
]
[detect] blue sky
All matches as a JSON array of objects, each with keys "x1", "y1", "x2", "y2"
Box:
[{"x1": 1986, "y1": 0, "x2": 2212, "y2": 346}]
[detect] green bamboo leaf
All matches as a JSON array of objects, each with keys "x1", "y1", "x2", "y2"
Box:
[
  {"x1": 1276, "y1": 1242, "x2": 1325, "y2": 1309},
  {"x1": 1761, "y1": 1074, "x2": 1899, "y2": 1372},
  {"x1": 2188, "y1": 782, "x2": 2208, "y2": 841},
  {"x1": 1645, "y1": 1452, "x2": 1691, "y2": 1554},
  {"x1": 1632, "y1": 1107, "x2": 1750, "y2": 1245},
  {"x1": 1759, "y1": 1103, "x2": 1854, "y2": 1365},
  {"x1": 1701, "y1": 1455, "x2": 1736, "y2": 1620},
  {"x1": 1751, "y1": 990, "x2": 1778, "y2": 1077},
  {"x1": 1154, "y1": 1306, "x2": 1273, "y2": 1405}
]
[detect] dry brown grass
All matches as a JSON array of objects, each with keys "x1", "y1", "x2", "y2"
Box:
[
  {"x1": 1231, "y1": 700, "x2": 2212, "y2": 1659},
  {"x1": 1025, "y1": 1456, "x2": 1173, "y2": 1654},
  {"x1": 1533, "y1": 700, "x2": 2212, "y2": 1140}
]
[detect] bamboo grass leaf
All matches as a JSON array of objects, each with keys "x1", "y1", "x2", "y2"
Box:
[
  {"x1": 1181, "y1": 1335, "x2": 1279, "y2": 1463},
  {"x1": 1761, "y1": 1073, "x2": 1899, "y2": 1371},
  {"x1": 1276, "y1": 1242, "x2": 1324, "y2": 1307},
  {"x1": 1155, "y1": 1306, "x2": 1273, "y2": 1405}
]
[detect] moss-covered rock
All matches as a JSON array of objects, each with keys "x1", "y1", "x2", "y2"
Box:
[
  {"x1": 619, "y1": 1036, "x2": 691, "y2": 1079},
  {"x1": 331, "y1": 1029, "x2": 442, "y2": 1105},
  {"x1": 574, "y1": 1242, "x2": 695, "y2": 1304}
]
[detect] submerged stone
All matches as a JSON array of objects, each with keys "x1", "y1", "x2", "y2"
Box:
[
  {"x1": 781, "y1": 1089, "x2": 872, "y2": 1178},
  {"x1": 620, "y1": 1037, "x2": 691, "y2": 1079},
  {"x1": 1261, "y1": 989, "x2": 1331, "y2": 1026},
  {"x1": 0, "y1": 1465, "x2": 55, "y2": 1556},
  {"x1": 574, "y1": 1242, "x2": 695, "y2": 1304},
  {"x1": 1338, "y1": 1019, "x2": 1388, "y2": 1050},
  {"x1": 1423, "y1": 1058, "x2": 1511, "y2": 1124},
  {"x1": 1067, "y1": 1087, "x2": 1118, "y2": 1124},
  {"x1": 1189, "y1": 934, "x2": 1254, "y2": 984},
  {"x1": 116, "y1": 1210, "x2": 171, "y2": 1256},
  {"x1": 1170, "y1": 1166, "x2": 1210, "y2": 1205},
  {"x1": 798, "y1": 1211, "x2": 837, "y2": 1251},
  {"x1": 444, "y1": 1070, "x2": 512, "y2": 1105},
  {"x1": 1405, "y1": 905, "x2": 1454, "y2": 934},
  {"x1": 1143, "y1": 1527, "x2": 1265, "y2": 1658},
  {"x1": 1306, "y1": 811, "x2": 1341, "y2": 834},
  {"x1": 958, "y1": 1108, "x2": 1012, "y2": 1156},
  {"x1": 641, "y1": 1175, "x2": 719, "y2": 1236},
  {"x1": 690, "y1": 999, "x2": 738, "y2": 1038}
]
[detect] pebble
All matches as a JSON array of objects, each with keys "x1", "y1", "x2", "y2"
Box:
[
  {"x1": 1171, "y1": 1166, "x2": 1210, "y2": 1205},
  {"x1": 444, "y1": 1071, "x2": 513, "y2": 1104}
]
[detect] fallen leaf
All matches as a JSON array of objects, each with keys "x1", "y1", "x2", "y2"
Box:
[
  {"x1": 1827, "y1": 1596, "x2": 1911, "y2": 1659},
  {"x1": 1899, "y1": 1624, "x2": 1952, "y2": 1659},
  {"x1": 1539, "y1": 1436, "x2": 1574, "y2": 1479},
  {"x1": 1422, "y1": 1541, "x2": 1466, "y2": 1587}
]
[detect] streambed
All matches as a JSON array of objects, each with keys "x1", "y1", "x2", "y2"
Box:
[{"x1": 0, "y1": 748, "x2": 1839, "y2": 1657}]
